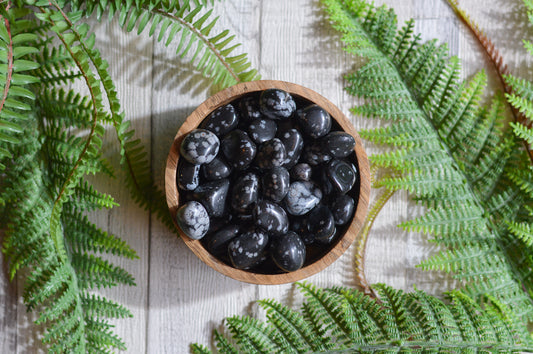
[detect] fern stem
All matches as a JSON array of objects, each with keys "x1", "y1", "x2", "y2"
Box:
[
  {"x1": 151, "y1": 8, "x2": 241, "y2": 84},
  {"x1": 446, "y1": 0, "x2": 533, "y2": 164},
  {"x1": 0, "y1": 10, "x2": 13, "y2": 115},
  {"x1": 41, "y1": 5, "x2": 101, "y2": 261},
  {"x1": 354, "y1": 186, "x2": 395, "y2": 298}
]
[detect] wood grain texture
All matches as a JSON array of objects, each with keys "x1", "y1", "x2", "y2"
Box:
[{"x1": 0, "y1": 0, "x2": 530, "y2": 353}]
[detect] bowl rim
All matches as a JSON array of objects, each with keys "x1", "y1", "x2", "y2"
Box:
[{"x1": 165, "y1": 80, "x2": 370, "y2": 285}]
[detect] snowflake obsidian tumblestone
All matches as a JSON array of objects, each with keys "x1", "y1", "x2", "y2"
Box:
[
  {"x1": 180, "y1": 128, "x2": 219, "y2": 165},
  {"x1": 176, "y1": 88, "x2": 360, "y2": 274},
  {"x1": 176, "y1": 201, "x2": 210, "y2": 240}
]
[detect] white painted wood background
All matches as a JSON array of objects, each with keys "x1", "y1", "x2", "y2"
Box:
[{"x1": 1, "y1": 0, "x2": 532, "y2": 352}]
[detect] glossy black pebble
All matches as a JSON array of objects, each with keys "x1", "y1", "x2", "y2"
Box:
[
  {"x1": 176, "y1": 201, "x2": 210, "y2": 240},
  {"x1": 259, "y1": 88, "x2": 296, "y2": 120},
  {"x1": 302, "y1": 142, "x2": 332, "y2": 166},
  {"x1": 297, "y1": 104, "x2": 331, "y2": 138},
  {"x1": 221, "y1": 129, "x2": 257, "y2": 170},
  {"x1": 290, "y1": 163, "x2": 312, "y2": 181},
  {"x1": 248, "y1": 118, "x2": 277, "y2": 144},
  {"x1": 271, "y1": 231, "x2": 306, "y2": 272},
  {"x1": 256, "y1": 138, "x2": 287, "y2": 169},
  {"x1": 326, "y1": 159, "x2": 357, "y2": 194},
  {"x1": 316, "y1": 227, "x2": 338, "y2": 245},
  {"x1": 278, "y1": 129, "x2": 304, "y2": 168},
  {"x1": 290, "y1": 217, "x2": 315, "y2": 245},
  {"x1": 330, "y1": 194, "x2": 355, "y2": 225},
  {"x1": 192, "y1": 179, "x2": 230, "y2": 218},
  {"x1": 262, "y1": 166, "x2": 290, "y2": 202},
  {"x1": 180, "y1": 129, "x2": 220, "y2": 165},
  {"x1": 239, "y1": 95, "x2": 262, "y2": 121},
  {"x1": 200, "y1": 103, "x2": 239, "y2": 136},
  {"x1": 307, "y1": 204, "x2": 336, "y2": 243},
  {"x1": 206, "y1": 224, "x2": 240, "y2": 255},
  {"x1": 284, "y1": 181, "x2": 322, "y2": 216},
  {"x1": 228, "y1": 229, "x2": 269, "y2": 270},
  {"x1": 253, "y1": 200, "x2": 289, "y2": 236},
  {"x1": 323, "y1": 131, "x2": 356, "y2": 158},
  {"x1": 231, "y1": 172, "x2": 259, "y2": 213},
  {"x1": 177, "y1": 159, "x2": 200, "y2": 191},
  {"x1": 201, "y1": 157, "x2": 232, "y2": 181}
]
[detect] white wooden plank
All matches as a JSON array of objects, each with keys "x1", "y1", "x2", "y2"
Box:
[
  {"x1": 0, "y1": 251, "x2": 18, "y2": 353},
  {"x1": 3, "y1": 0, "x2": 532, "y2": 352},
  {"x1": 88, "y1": 16, "x2": 154, "y2": 353},
  {"x1": 146, "y1": 1, "x2": 263, "y2": 352}
]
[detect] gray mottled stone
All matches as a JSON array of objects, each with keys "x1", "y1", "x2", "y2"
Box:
[
  {"x1": 180, "y1": 129, "x2": 220, "y2": 165},
  {"x1": 284, "y1": 181, "x2": 322, "y2": 216},
  {"x1": 176, "y1": 201, "x2": 210, "y2": 240}
]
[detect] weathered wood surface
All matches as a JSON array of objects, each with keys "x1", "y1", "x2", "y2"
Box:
[{"x1": 1, "y1": 0, "x2": 531, "y2": 352}]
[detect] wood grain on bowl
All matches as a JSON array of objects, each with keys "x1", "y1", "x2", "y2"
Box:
[{"x1": 165, "y1": 80, "x2": 370, "y2": 285}]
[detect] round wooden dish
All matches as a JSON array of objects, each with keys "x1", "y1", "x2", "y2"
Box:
[{"x1": 165, "y1": 80, "x2": 370, "y2": 285}]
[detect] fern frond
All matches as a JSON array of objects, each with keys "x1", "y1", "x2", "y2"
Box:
[
  {"x1": 1, "y1": 5, "x2": 137, "y2": 352},
  {"x1": 71, "y1": 0, "x2": 260, "y2": 89},
  {"x1": 71, "y1": 252, "x2": 136, "y2": 289},
  {"x1": 323, "y1": 0, "x2": 533, "y2": 320},
  {"x1": 191, "y1": 343, "x2": 213, "y2": 354},
  {"x1": 200, "y1": 283, "x2": 533, "y2": 351},
  {"x1": 213, "y1": 329, "x2": 240, "y2": 354},
  {"x1": 0, "y1": 8, "x2": 39, "y2": 171},
  {"x1": 82, "y1": 294, "x2": 133, "y2": 319},
  {"x1": 258, "y1": 298, "x2": 323, "y2": 352},
  {"x1": 225, "y1": 316, "x2": 280, "y2": 353}
]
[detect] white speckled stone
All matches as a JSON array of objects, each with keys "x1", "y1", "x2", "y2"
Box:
[
  {"x1": 259, "y1": 88, "x2": 296, "y2": 120},
  {"x1": 253, "y1": 200, "x2": 289, "y2": 236},
  {"x1": 180, "y1": 129, "x2": 220, "y2": 165},
  {"x1": 228, "y1": 229, "x2": 269, "y2": 269},
  {"x1": 284, "y1": 181, "x2": 322, "y2": 216},
  {"x1": 176, "y1": 201, "x2": 210, "y2": 240}
]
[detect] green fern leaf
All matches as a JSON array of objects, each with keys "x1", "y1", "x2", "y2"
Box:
[
  {"x1": 225, "y1": 316, "x2": 280, "y2": 353},
  {"x1": 70, "y1": 0, "x2": 260, "y2": 89},
  {"x1": 200, "y1": 283, "x2": 533, "y2": 352},
  {"x1": 258, "y1": 298, "x2": 323, "y2": 352},
  {"x1": 323, "y1": 0, "x2": 533, "y2": 320}
]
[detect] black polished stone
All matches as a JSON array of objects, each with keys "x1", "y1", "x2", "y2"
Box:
[
  {"x1": 284, "y1": 181, "x2": 322, "y2": 216},
  {"x1": 239, "y1": 95, "x2": 262, "y2": 121},
  {"x1": 253, "y1": 200, "x2": 289, "y2": 236},
  {"x1": 322, "y1": 131, "x2": 355, "y2": 158},
  {"x1": 200, "y1": 103, "x2": 239, "y2": 136},
  {"x1": 262, "y1": 166, "x2": 290, "y2": 202},
  {"x1": 231, "y1": 172, "x2": 259, "y2": 213},
  {"x1": 205, "y1": 224, "x2": 240, "y2": 256},
  {"x1": 297, "y1": 104, "x2": 331, "y2": 138},
  {"x1": 271, "y1": 231, "x2": 306, "y2": 272},
  {"x1": 228, "y1": 229, "x2": 269, "y2": 270},
  {"x1": 259, "y1": 88, "x2": 296, "y2": 120},
  {"x1": 255, "y1": 138, "x2": 287, "y2": 169},
  {"x1": 248, "y1": 118, "x2": 277, "y2": 144},
  {"x1": 221, "y1": 129, "x2": 257, "y2": 170},
  {"x1": 302, "y1": 141, "x2": 332, "y2": 166},
  {"x1": 290, "y1": 163, "x2": 312, "y2": 181},
  {"x1": 326, "y1": 159, "x2": 356, "y2": 194},
  {"x1": 177, "y1": 159, "x2": 200, "y2": 191},
  {"x1": 201, "y1": 156, "x2": 232, "y2": 181},
  {"x1": 278, "y1": 128, "x2": 304, "y2": 168},
  {"x1": 180, "y1": 129, "x2": 220, "y2": 165},
  {"x1": 192, "y1": 179, "x2": 230, "y2": 218},
  {"x1": 330, "y1": 194, "x2": 355, "y2": 226},
  {"x1": 307, "y1": 204, "x2": 335, "y2": 243},
  {"x1": 176, "y1": 201, "x2": 210, "y2": 240}
]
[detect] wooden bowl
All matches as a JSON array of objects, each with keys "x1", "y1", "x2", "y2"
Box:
[{"x1": 165, "y1": 80, "x2": 370, "y2": 285}]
